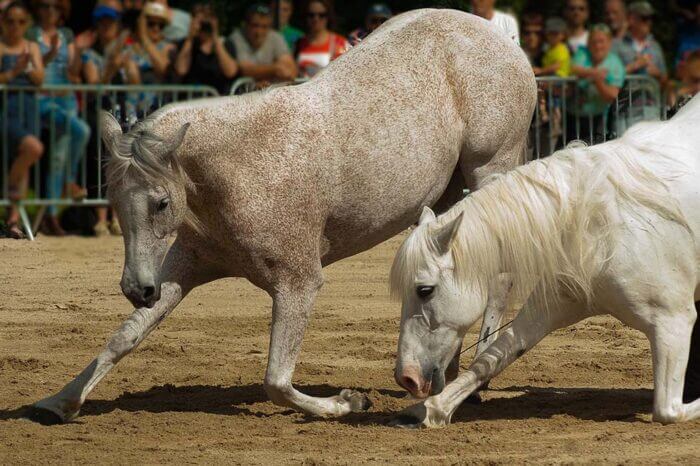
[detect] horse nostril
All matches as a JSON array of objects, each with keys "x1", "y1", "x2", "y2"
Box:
[
  {"x1": 400, "y1": 375, "x2": 420, "y2": 394},
  {"x1": 142, "y1": 286, "x2": 155, "y2": 300}
]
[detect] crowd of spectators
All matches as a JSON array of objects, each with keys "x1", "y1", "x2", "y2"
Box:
[{"x1": 0, "y1": 0, "x2": 699, "y2": 239}]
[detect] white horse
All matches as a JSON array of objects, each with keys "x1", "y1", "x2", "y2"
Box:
[{"x1": 390, "y1": 95, "x2": 700, "y2": 427}]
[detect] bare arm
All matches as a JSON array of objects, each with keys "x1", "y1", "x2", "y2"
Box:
[
  {"x1": 83, "y1": 60, "x2": 100, "y2": 84},
  {"x1": 591, "y1": 74, "x2": 620, "y2": 103},
  {"x1": 27, "y1": 42, "x2": 45, "y2": 85},
  {"x1": 67, "y1": 42, "x2": 83, "y2": 83},
  {"x1": 239, "y1": 53, "x2": 296, "y2": 81},
  {"x1": 214, "y1": 38, "x2": 238, "y2": 79},
  {"x1": 174, "y1": 38, "x2": 194, "y2": 77},
  {"x1": 137, "y1": 14, "x2": 171, "y2": 78}
]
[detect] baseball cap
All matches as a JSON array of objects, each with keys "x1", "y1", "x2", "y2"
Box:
[
  {"x1": 545, "y1": 17, "x2": 566, "y2": 33},
  {"x1": 367, "y1": 3, "x2": 392, "y2": 18},
  {"x1": 93, "y1": 5, "x2": 121, "y2": 21},
  {"x1": 628, "y1": 1, "x2": 655, "y2": 18}
]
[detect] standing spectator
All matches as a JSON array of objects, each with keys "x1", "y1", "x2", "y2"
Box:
[
  {"x1": 676, "y1": 2, "x2": 700, "y2": 74},
  {"x1": 570, "y1": 24, "x2": 626, "y2": 142},
  {"x1": 174, "y1": 3, "x2": 238, "y2": 95},
  {"x1": 230, "y1": 3, "x2": 296, "y2": 85},
  {"x1": 613, "y1": 2, "x2": 667, "y2": 84},
  {"x1": 471, "y1": 0, "x2": 519, "y2": 45},
  {"x1": 0, "y1": 1, "x2": 45, "y2": 239},
  {"x1": 82, "y1": 2, "x2": 136, "y2": 237},
  {"x1": 127, "y1": 2, "x2": 175, "y2": 85},
  {"x1": 296, "y1": 0, "x2": 349, "y2": 78},
  {"x1": 564, "y1": 0, "x2": 589, "y2": 54},
  {"x1": 604, "y1": 0, "x2": 627, "y2": 40},
  {"x1": 271, "y1": 0, "x2": 304, "y2": 51},
  {"x1": 536, "y1": 17, "x2": 571, "y2": 77},
  {"x1": 75, "y1": 0, "x2": 124, "y2": 51},
  {"x1": 521, "y1": 12, "x2": 544, "y2": 67},
  {"x1": 348, "y1": 3, "x2": 392, "y2": 47},
  {"x1": 29, "y1": 0, "x2": 91, "y2": 236}
]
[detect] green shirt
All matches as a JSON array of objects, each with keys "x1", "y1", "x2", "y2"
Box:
[
  {"x1": 572, "y1": 48, "x2": 626, "y2": 116},
  {"x1": 281, "y1": 25, "x2": 304, "y2": 52}
]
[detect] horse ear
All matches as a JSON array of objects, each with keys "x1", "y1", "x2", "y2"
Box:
[
  {"x1": 100, "y1": 111, "x2": 122, "y2": 156},
  {"x1": 419, "y1": 206, "x2": 437, "y2": 225},
  {"x1": 432, "y1": 212, "x2": 464, "y2": 255},
  {"x1": 161, "y1": 123, "x2": 191, "y2": 161}
]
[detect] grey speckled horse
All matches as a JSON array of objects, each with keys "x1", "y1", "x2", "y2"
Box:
[{"x1": 30, "y1": 9, "x2": 536, "y2": 423}]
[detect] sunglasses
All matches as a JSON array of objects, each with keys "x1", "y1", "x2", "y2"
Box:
[
  {"x1": 307, "y1": 12, "x2": 327, "y2": 19},
  {"x1": 147, "y1": 21, "x2": 165, "y2": 30}
]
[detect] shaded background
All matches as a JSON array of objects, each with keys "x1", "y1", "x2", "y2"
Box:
[{"x1": 67, "y1": 1, "x2": 680, "y2": 67}]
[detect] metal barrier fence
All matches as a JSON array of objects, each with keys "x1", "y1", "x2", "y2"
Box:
[
  {"x1": 531, "y1": 75, "x2": 664, "y2": 159},
  {"x1": 1, "y1": 84, "x2": 219, "y2": 239},
  {"x1": 2, "y1": 76, "x2": 663, "y2": 239}
]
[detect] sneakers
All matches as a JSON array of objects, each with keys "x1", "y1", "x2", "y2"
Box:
[
  {"x1": 94, "y1": 218, "x2": 122, "y2": 237},
  {"x1": 109, "y1": 218, "x2": 122, "y2": 236}
]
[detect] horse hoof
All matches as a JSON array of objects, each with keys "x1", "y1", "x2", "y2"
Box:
[
  {"x1": 339, "y1": 389, "x2": 373, "y2": 412},
  {"x1": 24, "y1": 406, "x2": 65, "y2": 426}
]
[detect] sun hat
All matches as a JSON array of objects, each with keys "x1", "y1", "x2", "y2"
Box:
[{"x1": 143, "y1": 2, "x2": 170, "y2": 23}]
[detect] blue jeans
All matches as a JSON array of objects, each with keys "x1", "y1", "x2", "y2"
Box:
[{"x1": 39, "y1": 95, "x2": 91, "y2": 215}]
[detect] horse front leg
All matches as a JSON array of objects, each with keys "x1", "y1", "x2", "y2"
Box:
[
  {"x1": 28, "y1": 241, "x2": 216, "y2": 424},
  {"x1": 394, "y1": 301, "x2": 586, "y2": 428},
  {"x1": 263, "y1": 277, "x2": 372, "y2": 417}
]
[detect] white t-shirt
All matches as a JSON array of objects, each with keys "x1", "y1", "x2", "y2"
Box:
[
  {"x1": 489, "y1": 10, "x2": 520, "y2": 46},
  {"x1": 567, "y1": 31, "x2": 589, "y2": 54}
]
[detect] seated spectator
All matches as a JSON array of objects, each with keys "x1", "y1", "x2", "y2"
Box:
[
  {"x1": 613, "y1": 2, "x2": 667, "y2": 84},
  {"x1": 521, "y1": 12, "x2": 544, "y2": 67},
  {"x1": 230, "y1": 3, "x2": 296, "y2": 85},
  {"x1": 296, "y1": 0, "x2": 349, "y2": 78},
  {"x1": 676, "y1": 2, "x2": 700, "y2": 75},
  {"x1": 0, "y1": 1, "x2": 45, "y2": 239},
  {"x1": 272, "y1": 0, "x2": 304, "y2": 51},
  {"x1": 536, "y1": 17, "x2": 571, "y2": 77},
  {"x1": 570, "y1": 24, "x2": 626, "y2": 141},
  {"x1": 28, "y1": 0, "x2": 91, "y2": 236},
  {"x1": 604, "y1": 0, "x2": 627, "y2": 40},
  {"x1": 471, "y1": 0, "x2": 519, "y2": 45},
  {"x1": 564, "y1": 0, "x2": 589, "y2": 54},
  {"x1": 348, "y1": 3, "x2": 392, "y2": 47},
  {"x1": 174, "y1": 3, "x2": 238, "y2": 95}
]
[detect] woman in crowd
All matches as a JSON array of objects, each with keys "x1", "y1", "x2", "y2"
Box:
[
  {"x1": 296, "y1": 0, "x2": 349, "y2": 78},
  {"x1": 521, "y1": 12, "x2": 544, "y2": 67},
  {"x1": 29, "y1": 0, "x2": 91, "y2": 236},
  {"x1": 82, "y1": 1, "x2": 138, "y2": 237},
  {"x1": 570, "y1": 24, "x2": 626, "y2": 142},
  {"x1": 0, "y1": 2, "x2": 45, "y2": 239},
  {"x1": 128, "y1": 2, "x2": 175, "y2": 85},
  {"x1": 174, "y1": 2, "x2": 238, "y2": 95}
]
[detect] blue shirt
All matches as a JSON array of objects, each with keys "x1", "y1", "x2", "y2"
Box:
[
  {"x1": 572, "y1": 48, "x2": 626, "y2": 116},
  {"x1": 612, "y1": 33, "x2": 667, "y2": 77},
  {"x1": 27, "y1": 26, "x2": 73, "y2": 85}
]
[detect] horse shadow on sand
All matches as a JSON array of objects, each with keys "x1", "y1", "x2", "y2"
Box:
[{"x1": 0, "y1": 384, "x2": 654, "y2": 426}]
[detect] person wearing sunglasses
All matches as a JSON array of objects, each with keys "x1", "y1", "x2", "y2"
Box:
[
  {"x1": 564, "y1": 0, "x2": 590, "y2": 54},
  {"x1": 348, "y1": 3, "x2": 392, "y2": 47},
  {"x1": 27, "y1": 0, "x2": 91, "y2": 235},
  {"x1": 0, "y1": 2, "x2": 45, "y2": 239},
  {"x1": 230, "y1": 3, "x2": 297, "y2": 85},
  {"x1": 296, "y1": 0, "x2": 349, "y2": 78},
  {"x1": 128, "y1": 2, "x2": 175, "y2": 85}
]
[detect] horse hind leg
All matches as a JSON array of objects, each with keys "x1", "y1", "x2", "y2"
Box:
[
  {"x1": 646, "y1": 301, "x2": 700, "y2": 423},
  {"x1": 683, "y1": 301, "x2": 700, "y2": 403}
]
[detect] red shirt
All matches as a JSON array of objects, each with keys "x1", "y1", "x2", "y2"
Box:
[{"x1": 296, "y1": 32, "x2": 349, "y2": 78}]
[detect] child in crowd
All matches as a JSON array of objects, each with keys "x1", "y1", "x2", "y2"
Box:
[{"x1": 537, "y1": 17, "x2": 572, "y2": 77}]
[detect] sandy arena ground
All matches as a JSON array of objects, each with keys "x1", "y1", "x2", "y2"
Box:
[{"x1": 0, "y1": 235, "x2": 698, "y2": 464}]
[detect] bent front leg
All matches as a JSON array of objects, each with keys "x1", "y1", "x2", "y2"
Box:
[
  {"x1": 397, "y1": 301, "x2": 585, "y2": 428},
  {"x1": 263, "y1": 279, "x2": 371, "y2": 417},
  {"x1": 30, "y1": 241, "x2": 216, "y2": 424}
]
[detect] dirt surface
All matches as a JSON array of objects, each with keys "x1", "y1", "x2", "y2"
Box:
[{"x1": 0, "y1": 236, "x2": 698, "y2": 464}]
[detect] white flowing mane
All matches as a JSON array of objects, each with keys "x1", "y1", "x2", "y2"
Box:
[{"x1": 390, "y1": 125, "x2": 690, "y2": 308}]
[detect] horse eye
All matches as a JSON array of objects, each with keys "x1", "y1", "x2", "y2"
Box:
[
  {"x1": 416, "y1": 285, "x2": 435, "y2": 299},
  {"x1": 156, "y1": 198, "x2": 170, "y2": 212}
]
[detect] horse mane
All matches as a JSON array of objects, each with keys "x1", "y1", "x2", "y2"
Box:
[{"x1": 390, "y1": 126, "x2": 690, "y2": 310}]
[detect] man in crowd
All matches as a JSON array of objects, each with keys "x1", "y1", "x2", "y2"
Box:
[
  {"x1": 604, "y1": 0, "x2": 627, "y2": 40},
  {"x1": 613, "y1": 1, "x2": 667, "y2": 85},
  {"x1": 471, "y1": 0, "x2": 520, "y2": 45},
  {"x1": 521, "y1": 12, "x2": 544, "y2": 67},
  {"x1": 564, "y1": 0, "x2": 589, "y2": 53},
  {"x1": 348, "y1": 3, "x2": 392, "y2": 47},
  {"x1": 230, "y1": 3, "x2": 297, "y2": 84}
]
